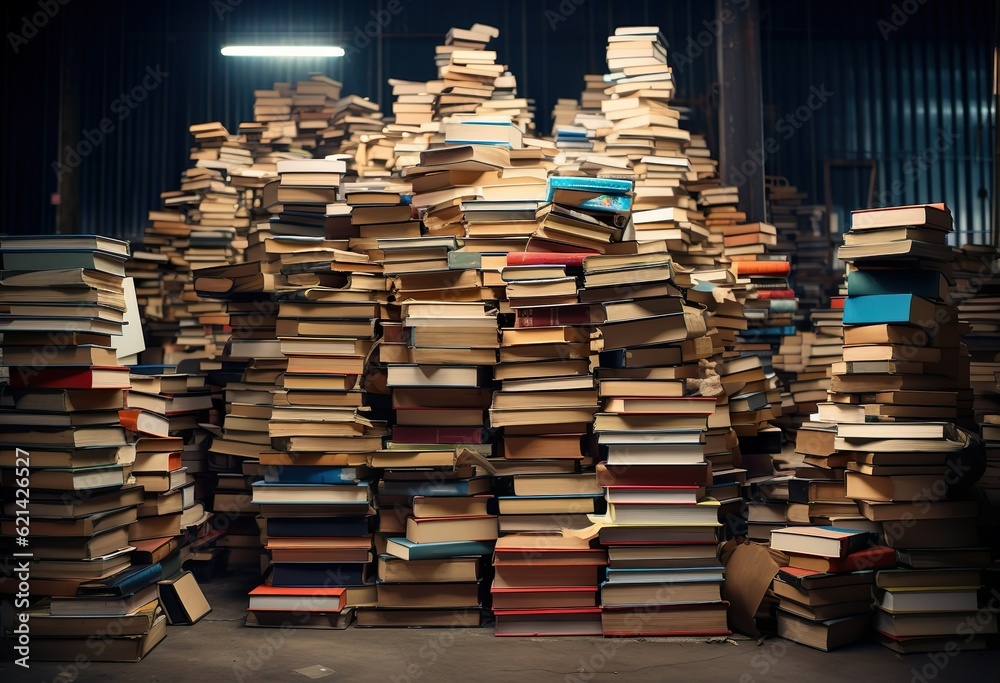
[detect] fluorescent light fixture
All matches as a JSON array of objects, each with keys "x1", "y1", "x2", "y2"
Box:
[{"x1": 221, "y1": 45, "x2": 345, "y2": 57}]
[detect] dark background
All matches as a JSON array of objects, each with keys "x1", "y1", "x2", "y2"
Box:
[{"x1": 1, "y1": 0, "x2": 996, "y2": 243}]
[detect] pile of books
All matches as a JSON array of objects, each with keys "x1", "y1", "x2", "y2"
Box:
[
  {"x1": 246, "y1": 158, "x2": 387, "y2": 627},
  {"x1": 588, "y1": 242, "x2": 730, "y2": 637},
  {"x1": 360, "y1": 448, "x2": 496, "y2": 627},
  {"x1": 492, "y1": 534, "x2": 606, "y2": 636},
  {"x1": 0, "y1": 235, "x2": 188, "y2": 661},
  {"x1": 834, "y1": 203, "x2": 991, "y2": 651},
  {"x1": 771, "y1": 526, "x2": 892, "y2": 651},
  {"x1": 434, "y1": 24, "x2": 502, "y2": 119}
]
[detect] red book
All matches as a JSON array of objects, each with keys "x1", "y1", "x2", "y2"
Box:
[
  {"x1": 507, "y1": 252, "x2": 591, "y2": 267},
  {"x1": 514, "y1": 304, "x2": 593, "y2": 327},
  {"x1": 247, "y1": 584, "x2": 346, "y2": 613},
  {"x1": 734, "y1": 261, "x2": 792, "y2": 276},
  {"x1": 756, "y1": 288, "x2": 796, "y2": 300},
  {"x1": 596, "y1": 462, "x2": 710, "y2": 488},
  {"x1": 830, "y1": 296, "x2": 846, "y2": 310},
  {"x1": 11, "y1": 365, "x2": 131, "y2": 390},
  {"x1": 391, "y1": 426, "x2": 487, "y2": 444},
  {"x1": 787, "y1": 545, "x2": 896, "y2": 573}
]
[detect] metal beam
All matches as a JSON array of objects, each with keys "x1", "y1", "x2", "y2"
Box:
[{"x1": 717, "y1": 0, "x2": 766, "y2": 223}]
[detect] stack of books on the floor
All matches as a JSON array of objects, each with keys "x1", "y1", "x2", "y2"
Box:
[
  {"x1": 833, "y1": 203, "x2": 992, "y2": 651},
  {"x1": 25, "y1": 563, "x2": 170, "y2": 661},
  {"x1": 246, "y1": 159, "x2": 387, "y2": 628},
  {"x1": 492, "y1": 534, "x2": 606, "y2": 636},
  {"x1": 770, "y1": 526, "x2": 891, "y2": 651},
  {"x1": 0, "y1": 236, "x2": 176, "y2": 661},
  {"x1": 361, "y1": 448, "x2": 496, "y2": 627},
  {"x1": 588, "y1": 243, "x2": 730, "y2": 637}
]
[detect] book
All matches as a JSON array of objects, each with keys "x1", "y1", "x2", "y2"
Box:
[{"x1": 770, "y1": 526, "x2": 877, "y2": 558}]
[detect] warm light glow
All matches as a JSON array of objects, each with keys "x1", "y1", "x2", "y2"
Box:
[{"x1": 220, "y1": 45, "x2": 345, "y2": 57}]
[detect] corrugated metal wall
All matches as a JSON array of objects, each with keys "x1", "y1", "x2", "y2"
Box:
[
  {"x1": 1, "y1": 0, "x2": 994, "y2": 244},
  {"x1": 761, "y1": 1, "x2": 996, "y2": 243}
]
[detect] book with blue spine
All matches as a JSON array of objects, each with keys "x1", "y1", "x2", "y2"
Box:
[
  {"x1": 384, "y1": 537, "x2": 495, "y2": 561},
  {"x1": 546, "y1": 176, "x2": 634, "y2": 198},
  {"x1": 263, "y1": 465, "x2": 369, "y2": 485},
  {"x1": 270, "y1": 562, "x2": 369, "y2": 587},
  {"x1": 842, "y1": 293, "x2": 938, "y2": 326}
]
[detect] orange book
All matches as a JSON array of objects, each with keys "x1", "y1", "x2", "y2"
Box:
[
  {"x1": 733, "y1": 261, "x2": 791, "y2": 276},
  {"x1": 723, "y1": 232, "x2": 778, "y2": 247}
]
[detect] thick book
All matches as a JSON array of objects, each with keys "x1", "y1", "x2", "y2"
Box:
[
  {"x1": 846, "y1": 270, "x2": 948, "y2": 300},
  {"x1": 842, "y1": 293, "x2": 943, "y2": 325},
  {"x1": 10, "y1": 366, "x2": 131, "y2": 390},
  {"x1": 269, "y1": 563, "x2": 368, "y2": 587},
  {"x1": 786, "y1": 546, "x2": 896, "y2": 572},
  {"x1": 770, "y1": 526, "x2": 877, "y2": 559}
]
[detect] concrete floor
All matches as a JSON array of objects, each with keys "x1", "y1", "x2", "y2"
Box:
[{"x1": 3, "y1": 570, "x2": 998, "y2": 683}]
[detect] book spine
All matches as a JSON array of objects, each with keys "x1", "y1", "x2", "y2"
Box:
[
  {"x1": 507, "y1": 252, "x2": 590, "y2": 267},
  {"x1": 515, "y1": 306, "x2": 593, "y2": 327},
  {"x1": 390, "y1": 426, "x2": 488, "y2": 445},
  {"x1": 756, "y1": 288, "x2": 796, "y2": 300}
]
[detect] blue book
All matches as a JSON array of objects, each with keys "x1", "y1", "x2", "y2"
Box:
[
  {"x1": 76, "y1": 563, "x2": 163, "y2": 597},
  {"x1": 264, "y1": 466, "x2": 368, "y2": 485},
  {"x1": 846, "y1": 270, "x2": 947, "y2": 300},
  {"x1": 560, "y1": 193, "x2": 633, "y2": 213},
  {"x1": 270, "y1": 562, "x2": 368, "y2": 587},
  {"x1": 546, "y1": 176, "x2": 634, "y2": 198},
  {"x1": 128, "y1": 364, "x2": 177, "y2": 375},
  {"x1": 265, "y1": 516, "x2": 372, "y2": 538},
  {"x1": 384, "y1": 537, "x2": 494, "y2": 560},
  {"x1": 378, "y1": 477, "x2": 491, "y2": 497},
  {"x1": 842, "y1": 293, "x2": 937, "y2": 325}
]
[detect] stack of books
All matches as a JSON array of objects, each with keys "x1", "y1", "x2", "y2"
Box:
[
  {"x1": 0, "y1": 236, "x2": 180, "y2": 661},
  {"x1": 434, "y1": 24, "x2": 502, "y2": 119},
  {"x1": 492, "y1": 534, "x2": 606, "y2": 636},
  {"x1": 25, "y1": 564, "x2": 170, "y2": 661},
  {"x1": 320, "y1": 94, "x2": 385, "y2": 164},
  {"x1": 361, "y1": 448, "x2": 496, "y2": 627},
  {"x1": 247, "y1": 158, "x2": 387, "y2": 626},
  {"x1": 587, "y1": 242, "x2": 730, "y2": 637},
  {"x1": 770, "y1": 526, "x2": 891, "y2": 651},
  {"x1": 834, "y1": 203, "x2": 990, "y2": 651},
  {"x1": 125, "y1": 368, "x2": 214, "y2": 551},
  {"x1": 602, "y1": 27, "x2": 686, "y2": 164}
]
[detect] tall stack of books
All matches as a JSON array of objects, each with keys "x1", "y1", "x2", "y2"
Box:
[
  {"x1": 490, "y1": 248, "x2": 602, "y2": 538},
  {"x1": 321, "y1": 94, "x2": 385, "y2": 164},
  {"x1": 361, "y1": 448, "x2": 496, "y2": 628},
  {"x1": 770, "y1": 526, "x2": 892, "y2": 651},
  {"x1": 587, "y1": 242, "x2": 730, "y2": 637},
  {"x1": 834, "y1": 203, "x2": 990, "y2": 652},
  {"x1": 245, "y1": 158, "x2": 387, "y2": 627},
  {"x1": 0, "y1": 235, "x2": 168, "y2": 659}
]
